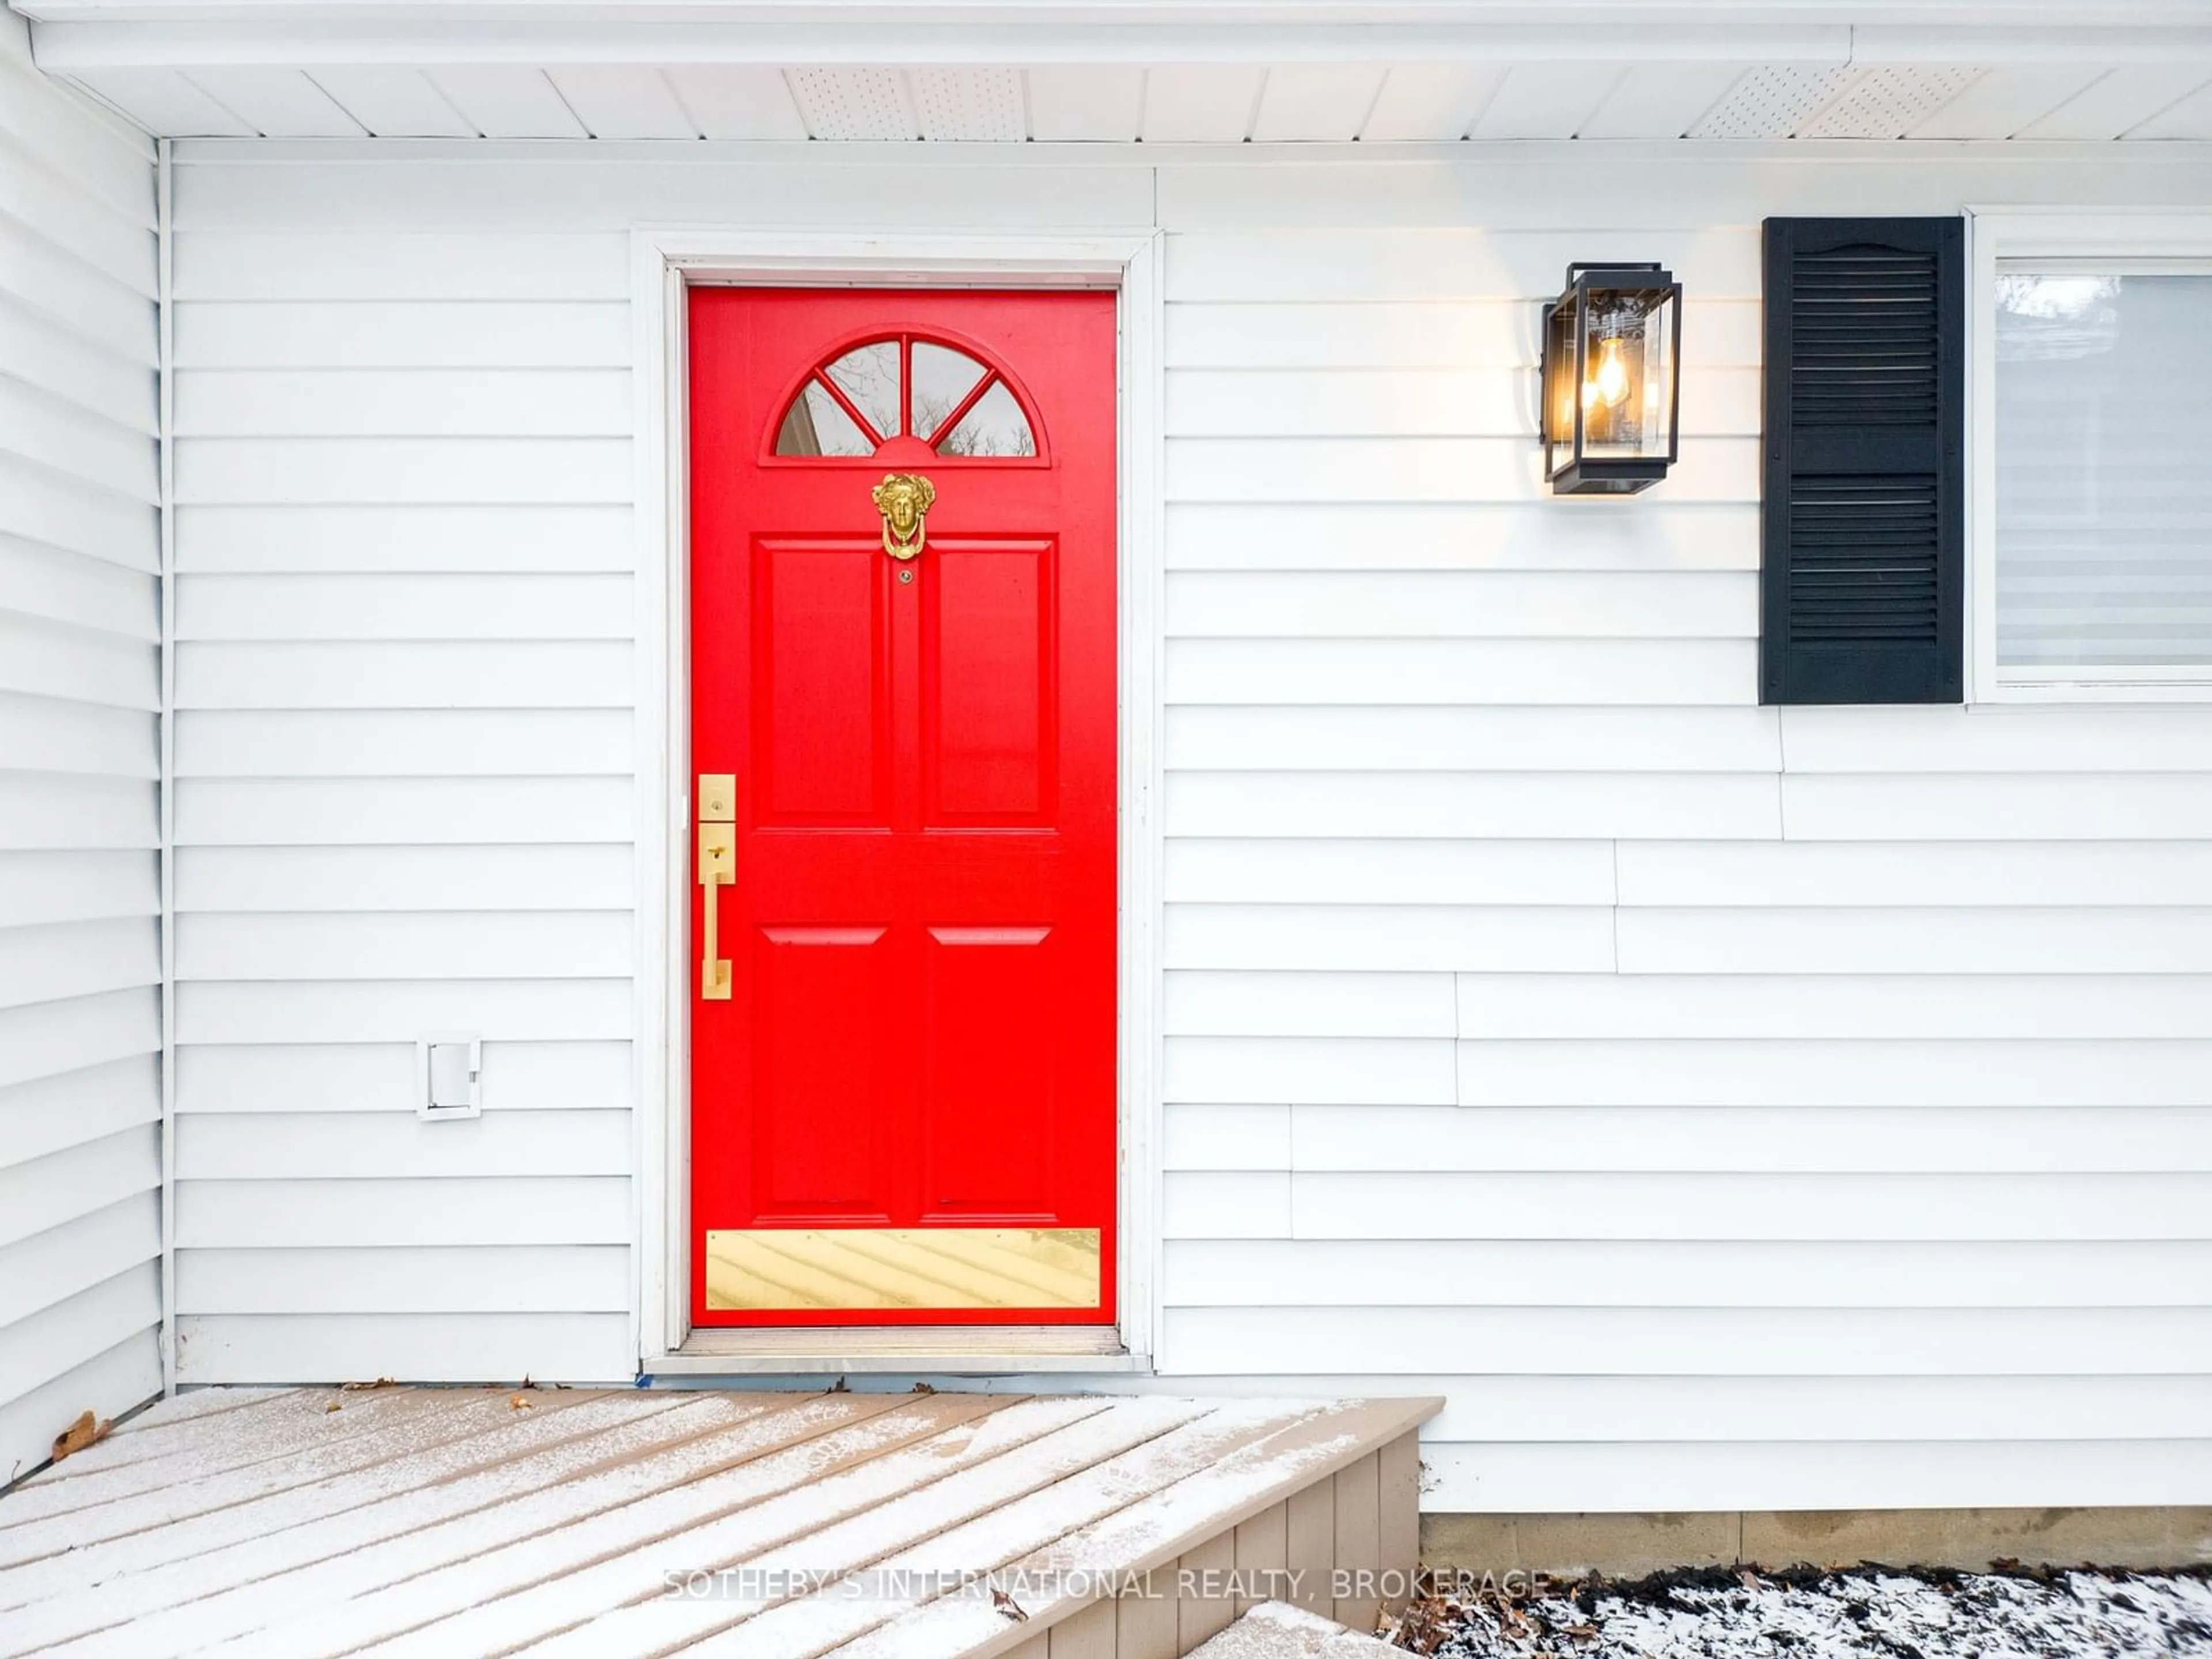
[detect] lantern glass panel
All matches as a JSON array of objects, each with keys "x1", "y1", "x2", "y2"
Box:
[
  {"x1": 1543, "y1": 296, "x2": 1581, "y2": 474},
  {"x1": 1578, "y1": 286, "x2": 1676, "y2": 462}
]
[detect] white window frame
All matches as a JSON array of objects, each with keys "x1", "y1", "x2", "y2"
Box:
[
  {"x1": 628, "y1": 228, "x2": 1166, "y2": 1377},
  {"x1": 1968, "y1": 208, "x2": 2212, "y2": 704}
]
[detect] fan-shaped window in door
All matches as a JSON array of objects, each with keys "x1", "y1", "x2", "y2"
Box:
[{"x1": 774, "y1": 335, "x2": 1039, "y2": 460}]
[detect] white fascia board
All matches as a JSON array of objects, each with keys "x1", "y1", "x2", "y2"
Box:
[
  {"x1": 14, "y1": 1, "x2": 2212, "y2": 18},
  {"x1": 22, "y1": 3, "x2": 2212, "y2": 70},
  {"x1": 1854, "y1": 25, "x2": 2212, "y2": 64},
  {"x1": 27, "y1": 18, "x2": 1860, "y2": 68},
  {"x1": 161, "y1": 134, "x2": 2212, "y2": 168}
]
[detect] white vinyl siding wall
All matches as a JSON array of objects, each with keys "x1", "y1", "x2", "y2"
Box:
[
  {"x1": 164, "y1": 138, "x2": 2212, "y2": 1510},
  {"x1": 161, "y1": 158, "x2": 1155, "y2": 1386},
  {"x1": 165, "y1": 233, "x2": 644, "y2": 1384},
  {"x1": 0, "y1": 14, "x2": 162, "y2": 1482}
]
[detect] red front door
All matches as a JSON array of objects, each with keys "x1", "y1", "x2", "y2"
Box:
[{"x1": 688, "y1": 287, "x2": 1118, "y2": 1328}]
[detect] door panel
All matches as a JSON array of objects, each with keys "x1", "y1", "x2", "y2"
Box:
[
  {"x1": 688, "y1": 287, "x2": 1118, "y2": 1328},
  {"x1": 752, "y1": 540, "x2": 890, "y2": 826},
  {"x1": 920, "y1": 924, "x2": 1057, "y2": 1217},
  {"x1": 749, "y1": 925, "x2": 894, "y2": 1220},
  {"x1": 926, "y1": 538, "x2": 1055, "y2": 823}
]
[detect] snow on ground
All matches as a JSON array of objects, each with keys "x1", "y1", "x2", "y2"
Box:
[{"x1": 1385, "y1": 1564, "x2": 2212, "y2": 1658}]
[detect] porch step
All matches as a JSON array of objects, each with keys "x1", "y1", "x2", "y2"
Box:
[
  {"x1": 1186, "y1": 1601, "x2": 1404, "y2": 1659},
  {"x1": 0, "y1": 1386, "x2": 1438, "y2": 1659}
]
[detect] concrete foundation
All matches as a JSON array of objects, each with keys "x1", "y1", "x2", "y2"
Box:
[{"x1": 1422, "y1": 1508, "x2": 2212, "y2": 1579}]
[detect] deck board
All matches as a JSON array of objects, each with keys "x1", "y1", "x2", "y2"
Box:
[
  {"x1": 207, "y1": 1394, "x2": 1014, "y2": 1659},
  {"x1": 0, "y1": 1387, "x2": 448, "y2": 1524},
  {"x1": 2, "y1": 1395, "x2": 763, "y2": 1656},
  {"x1": 817, "y1": 1401, "x2": 1434, "y2": 1659},
  {"x1": 501, "y1": 1396, "x2": 1195, "y2": 1658},
  {"x1": 0, "y1": 1388, "x2": 1435, "y2": 1659},
  {"x1": 31, "y1": 1388, "x2": 299, "y2": 1475},
  {"x1": 0, "y1": 1389, "x2": 627, "y2": 1561},
  {"x1": 683, "y1": 1401, "x2": 1416, "y2": 1659}
]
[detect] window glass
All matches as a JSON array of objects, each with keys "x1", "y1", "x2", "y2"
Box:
[
  {"x1": 935, "y1": 380, "x2": 1036, "y2": 457},
  {"x1": 775, "y1": 381, "x2": 874, "y2": 456},
  {"x1": 821, "y1": 341, "x2": 902, "y2": 440},
  {"x1": 769, "y1": 335, "x2": 1038, "y2": 460},
  {"x1": 1995, "y1": 270, "x2": 2212, "y2": 672},
  {"x1": 911, "y1": 342, "x2": 989, "y2": 440}
]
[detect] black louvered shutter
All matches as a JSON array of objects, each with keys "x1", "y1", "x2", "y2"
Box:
[{"x1": 1760, "y1": 217, "x2": 1963, "y2": 704}]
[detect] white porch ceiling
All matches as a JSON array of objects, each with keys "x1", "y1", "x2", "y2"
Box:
[{"x1": 13, "y1": 1, "x2": 2212, "y2": 142}]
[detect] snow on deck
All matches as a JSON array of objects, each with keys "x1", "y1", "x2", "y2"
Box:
[{"x1": 0, "y1": 1387, "x2": 1434, "y2": 1658}]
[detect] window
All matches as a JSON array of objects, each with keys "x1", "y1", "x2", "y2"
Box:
[
  {"x1": 1973, "y1": 212, "x2": 2212, "y2": 700},
  {"x1": 772, "y1": 335, "x2": 1037, "y2": 460}
]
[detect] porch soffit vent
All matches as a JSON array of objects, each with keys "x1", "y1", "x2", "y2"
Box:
[
  {"x1": 787, "y1": 64, "x2": 912, "y2": 140},
  {"x1": 1688, "y1": 65, "x2": 1858, "y2": 139},
  {"x1": 913, "y1": 65, "x2": 1027, "y2": 141},
  {"x1": 1799, "y1": 66, "x2": 1986, "y2": 139},
  {"x1": 1694, "y1": 65, "x2": 1990, "y2": 141}
]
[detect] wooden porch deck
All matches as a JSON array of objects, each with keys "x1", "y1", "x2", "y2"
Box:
[{"x1": 0, "y1": 1385, "x2": 1433, "y2": 1658}]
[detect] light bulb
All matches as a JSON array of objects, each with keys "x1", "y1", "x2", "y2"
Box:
[{"x1": 1592, "y1": 336, "x2": 1631, "y2": 408}]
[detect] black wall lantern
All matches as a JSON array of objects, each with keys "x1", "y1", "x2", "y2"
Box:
[{"x1": 1540, "y1": 262, "x2": 1683, "y2": 495}]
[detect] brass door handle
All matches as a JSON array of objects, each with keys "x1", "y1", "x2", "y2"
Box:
[{"x1": 698, "y1": 774, "x2": 734, "y2": 1001}]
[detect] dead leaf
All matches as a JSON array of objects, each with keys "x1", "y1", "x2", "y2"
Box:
[
  {"x1": 340, "y1": 1377, "x2": 396, "y2": 1392},
  {"x1": 827, "y1": 1376, "x2": 849, "y2": 1393},
  {"x1": 50, "y1": 1411, "x2": 110, "y2": 1463},
  {"x1": 911, "y1": 1381, "x2": 935, "y2": 1395},
  {"x1": 324, "y1": 1400, "x2": 343, "y2": 1414},
  {"x1": 509, "y1": 1393, "x2": 534, "y2": 1410},
  {"x1": 992, "y1": 1588, "x2": 1027, "y2": 1622}
]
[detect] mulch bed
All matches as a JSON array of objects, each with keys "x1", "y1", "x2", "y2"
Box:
[{"x1": 1382, "y1": 1561, "x2": 2212, "y2": 1657}]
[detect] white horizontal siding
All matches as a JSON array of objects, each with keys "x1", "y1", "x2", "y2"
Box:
[
  {"x1": 166, "y1": 190, "x2": 653, "y2": 1388},
  {"x1": 158, "y1": 146, "x2": 1172, "y2": 1393},
  {"x1": 173, "y1": 369, "x2": 630, "y2": 437},
  {"x1": 1167, "y1": 501, "x2": 1761, "y2": 572},
  {"x1": 1165, "y1": 298, "x2": 1763, "y2": 370},
  {"x1": 174, "y1": 1244, "x2": 631, "y2": 1313},
  {"x1": 175, "y1": 844, "x2": 634, "y2": 910},
  {"x1": 1167, "y1": 707, "x2": 1781, "y2": 772},
  {"x1": 1167, "y1": 571, "x2": 1756, "y2": 638},
  {"x1": 1164, "y1": 1241, "x2": 2212, "y2": 1310},
  {"x1": 1416, "y1": 1440, "x2": 2212, "y2": 1514},
  {"x1": 1054, "y1": 1370, "x2": 2212, "y2": 1444},
  {"x1": 1283, "y1": 1104, "x2": 2212, "y2": 1173},
  {"x1": 176, "y1": 980, "x2": 635, "y2": 1045},
  {"x1": 169, "y1": 1313, "x2": 631, "y2": 1385},
  {"x1": 0, "y1": 16, "x2": 162, "y2": 1484},
  {"x1": 175, "y1": 504, "x2": 633, "y2": 573},
  {"x1": 1456, "y1": 972, "x2": 2212, "y2": 1039},
  {"x1": 1165, "y1": 841, "x2": 1613, "y2": 906},
  {"x1": 1138, "y1": 146, "x2": 2212, "y2": 1511},
  {"x1": 1164, "y1": 1306, "x2": 2212, "y2": 1375},
  {"x1": 158, "y1": 133, "x2": 2212, "y2": 1509}
]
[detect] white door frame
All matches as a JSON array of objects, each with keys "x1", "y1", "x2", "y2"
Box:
[{"x1": 628, "y1": 228, "x2": 1165, "y2": 1375}]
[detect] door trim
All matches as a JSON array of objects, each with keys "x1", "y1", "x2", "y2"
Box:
[{"x1": 629, "y1": 229, "x2": 1165, "y2": 1374}]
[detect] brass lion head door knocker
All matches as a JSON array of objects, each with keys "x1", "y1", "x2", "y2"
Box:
[{"x1": 873, "y1": 472, "x2": 935, "y2": 563}]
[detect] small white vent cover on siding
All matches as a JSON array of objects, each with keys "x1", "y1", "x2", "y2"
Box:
[
  {"x1": 787, "y1": 66, "x2": 912, "y2": 140},
  {"x1": 1800, "y1": 66, "x2": 1983, "y2": 138},
  {"x1": 913, "y1": 66, "x2": 1025, "y2": 140},
  {"x1": 1689, "y1": 65, "x2": 1856, "y2": 138}
]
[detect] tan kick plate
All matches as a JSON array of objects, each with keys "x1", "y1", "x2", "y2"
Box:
[{"x1": 704, "y1": 1228, "x2": 1101, "y2": 1311}]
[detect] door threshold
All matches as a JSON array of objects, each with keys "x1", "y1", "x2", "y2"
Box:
[{"x1": 655, "y1": 1325, "x2": 1146, "y2": 1376}]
